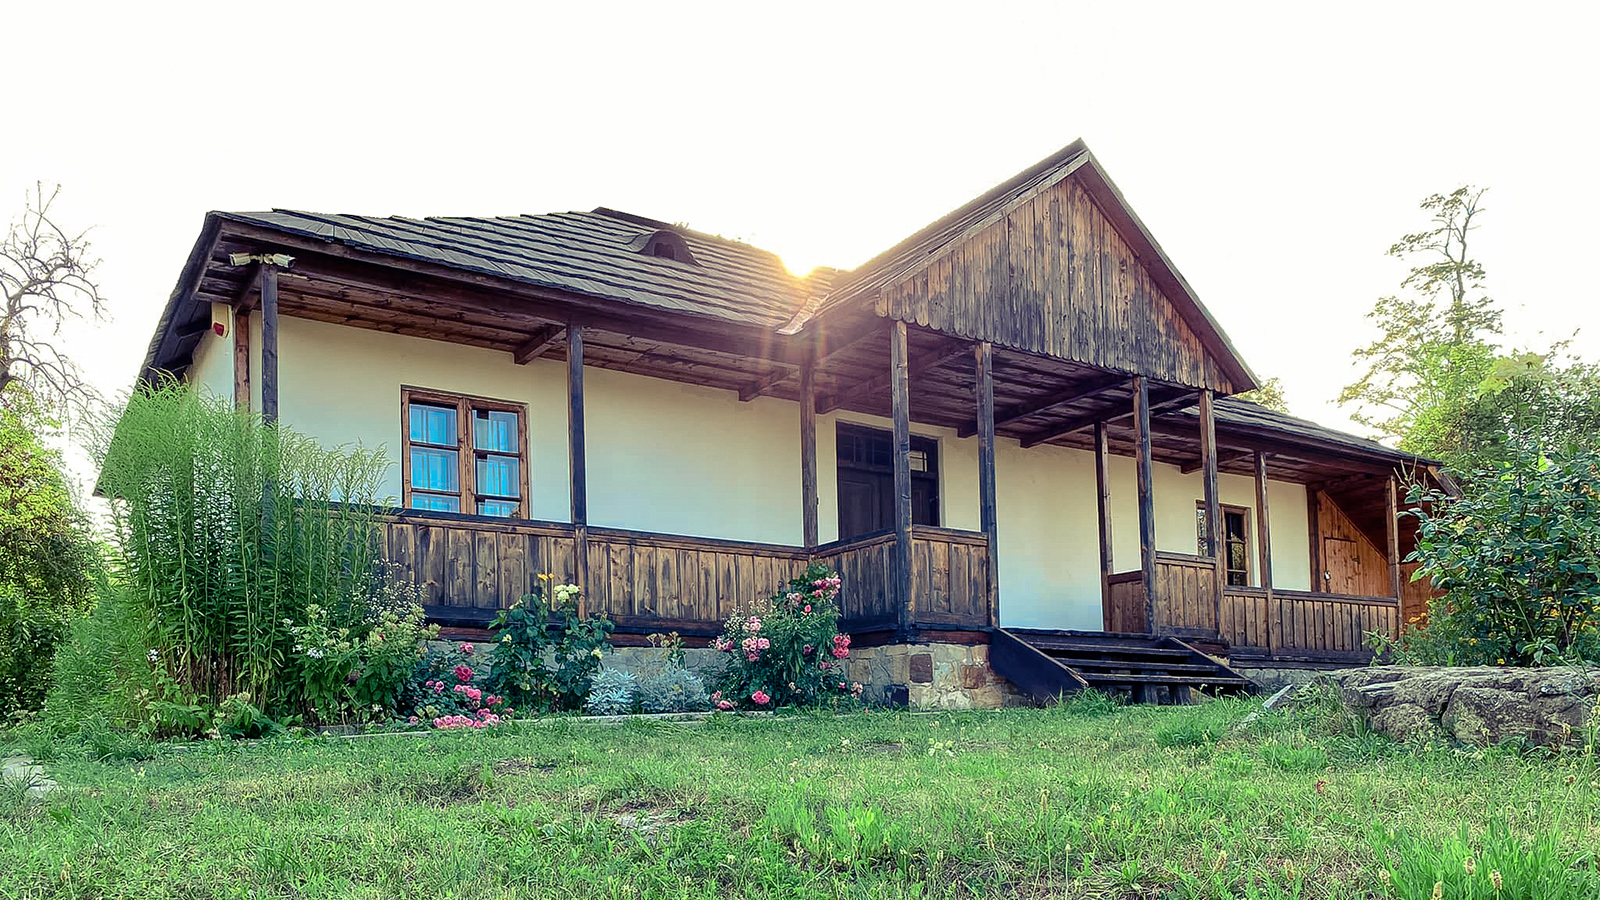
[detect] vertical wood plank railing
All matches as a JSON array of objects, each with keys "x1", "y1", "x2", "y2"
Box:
[
  {"x1": 381, "y1": 512, "x2": 993, "y2": 636},
  {"x1": 1220, "y1": 588, "x2": 1398, "y2": 659}
]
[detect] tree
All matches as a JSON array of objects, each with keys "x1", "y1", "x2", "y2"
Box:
[
  {"x1": 0, "y1": 398, "x2": 98, "y2": 716},
  {"x1": 1234, "y1": 376, "x2": 1289, "y2": 414},
  {"x1": 1338, "y1": 187, "x2": 1600, "y2": 474},
  {"x1": 0, "y1": 183, "x2": 107, "y2": 411}
]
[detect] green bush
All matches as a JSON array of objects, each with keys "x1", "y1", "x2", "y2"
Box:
[
  {"x1": 583, "y1": 668, "x2": 637, "y2": 716},
  {"x1": 95, "y1": 382, "x2": 390, "y2": 721},
  {"x1": 41, "y1": 573, "x2": 151, "y2": 735},
  {"x1": 711, "y1": 563, "x2": 859, "y2": 710},
  {"x1": 0, "y1": 401, "x2": 98, "y2": 719},
  {"x1": 1399, "y1": 443, "x2": 1600, "y2": 666},
  {"x1": 485, "y1": 578, "x2": 613, "y2": 713}
]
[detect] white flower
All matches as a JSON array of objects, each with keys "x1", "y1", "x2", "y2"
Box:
[
  {"x1": 307, "y1": 648, "x2": 325, "y2": 659},
  {"x1": 146, "y1": 649, "x2": 160, "y2": 663}
]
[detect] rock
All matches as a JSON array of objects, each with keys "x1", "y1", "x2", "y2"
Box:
[
  {"x1": 2, "y1": 756, "x2": 59, "y2": 801},
  {"x1": 1325, "y1": 666, "x2": 1599, "y2": 749}
]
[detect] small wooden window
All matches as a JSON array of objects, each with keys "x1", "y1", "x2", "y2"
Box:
[
  {"x1": 1196, "y1": 503, "x2": 1251, "y2": 586},
  {"x1": 402, "y1": 387, "x2": 529, "y2": 518}
]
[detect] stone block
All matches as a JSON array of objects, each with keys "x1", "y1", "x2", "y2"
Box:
[
  {"x1": 961, "y1": 665, "x2": 986, "y2": 690},
  {"x1": 909, "y1": 653, "x2": 934, "y2": 684}
]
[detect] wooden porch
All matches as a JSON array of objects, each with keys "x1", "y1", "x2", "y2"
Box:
[{"x1": 380, "y1": 510, "x2": 993, "y2": 639}]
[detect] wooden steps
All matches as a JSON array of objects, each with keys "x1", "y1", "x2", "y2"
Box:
[{"x1": 992, "y1": 628, "x2": 1254, "y2": 705}]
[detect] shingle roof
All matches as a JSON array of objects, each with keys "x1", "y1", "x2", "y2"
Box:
[
  {"x1": 1204, "y1": 397, "x2": 1433, "y2": 465},
  {"x1": 217, "y1": 207, "x2": 817, "y2": 329}
]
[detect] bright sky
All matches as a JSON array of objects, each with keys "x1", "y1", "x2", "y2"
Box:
[{"x1": 7, "y1": 1, "x2": 1599, "y2": 490}]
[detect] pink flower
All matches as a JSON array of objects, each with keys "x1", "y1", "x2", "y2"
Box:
[
  {"x1": 710, "y1": 691, "x2": 722, "y2": 701},
  {"x1": 454, "y1": 664, "x2": 473, "y2": 683},
  {"x1": 803, "y1": 605, "x2": 812, "y2": 614},
  {"x1": 751, "y1": 690, "x2": 771, "y2": 706},
  {"x1": 803, "y1": 645, "x2": 813, "y2": 656},
  {"x1": 716, "y1": 699, "x2": 735, "y2": 711},
  {"x1": 746, "y1": 617, "x2": 762, "y2": 633},
  {"x1": 831, "y1": 646, "x2": 849, "y2": 659},
  {"x1": 458, "y1": 642, "x2": 474, "y2": 656},
  {"x1": 407, "y1": 715, "x2": 419, "y2": 725},
  {"x1": 756, "y1": 638, "x2": 770, "y2": 650}
]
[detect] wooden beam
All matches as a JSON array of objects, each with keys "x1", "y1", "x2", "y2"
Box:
[
  {"x1": 233, "y1": 310, "x2": 251, "y2": 411},
  {"x1": 1255, "y1": 451, "x2": 1274, "y2": 649},
  {"x1": 975, "y1": 342, "x2": 999, "y2": 628},
  {"x1": 1134, "y1": 376, "x2": 1157, "y2": 634},
  {"x1": 1386, "y1": 475, "x2": 1402, "y2": 601},
  {"x1": 568, "y1": 325, "x2": 589, "y2": 612},
  {"x1": 1181, "y1": 447, "x2": 1253, "y2": 475},
  {"x1": 261, "y1": 265, "x2": 280, "y2": 425},
  {"x1": 800, "y1": 357, "x2": 818, "y2": 550},
  {"x1": 819, "y1": 335, "x2": 969, "y2": 415},
  {"x1": 1199, "y1": 390, "x2": 1223, "y2": 636},
  {"x1": 959, "y1": 373, "x2": 1127, "y2": 438},
  {"x1": 1021, "y1": 388, "x2": 1200, "y2": 448},
  {"x1": 739, "y1": 317, "x2": 883, "y2": 402},
  {"x1": 513, "y1": 324, "x2": 565, "y2": 364},
  {"x1": 1307, "y1": 485, "x2": 1324, "y2": 593},
  {"x1": 1094, "y1": 421, "x2": 1114, "y2": 617},
  {"x1": 890, "y1": 321, "x2": 914, "y2": 638},
  {"x1": 230, "y1": 263, "x2": 263, "y2": 313}
]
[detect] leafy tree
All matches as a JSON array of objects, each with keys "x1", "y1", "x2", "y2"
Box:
[
  {"x1": 0, "y1": 398, "x2": 98, "y2": 716},
  {"x1": 1234, "y1": 376, "x2": 1289, "y2": 413},
  {"x1": 1340, "y1": 187, "x2": 1600, "y2": 474},
  {"x1": 1398, "y1": 441, "x2": 1600, "y2": 666},
  {"x1": 0, "y1": 183, "x2": 107, "y2": 411}
]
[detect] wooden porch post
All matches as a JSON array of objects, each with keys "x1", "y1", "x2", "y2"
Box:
[
  {"x1": 568, "y1": 325, "x2": 590, "y2": 612},
  {"x1": 800, "y1": 356, "x2": 819, "y2": 551},
  {"x1": 1133, "y1": 376, "x2": 1157, "y2": 633},
  {"x1": 975, "y1": 341, "x2": 999, "y2": 628},
  {"x1": 1094, "y1": 421, "x2": 1114, "y2": 620},
  {"x1": 1199, "y1": 389, "x2": 1222, "y2": 632},
  {"x1": 233, "y1": 310, "x2": 251, "y2": 411},
  {"x1": 1386, "y1": 475, "x2": 1402, "y2": 601},
  {"x1": 260, "y1": 265, "x2": 279, "y2": 425},
  {"x1": 1254, "y1": 450, "x2": 1274, "y2": 652},
  {"x1": 890, "y1": 321, "x2": 914, "y2": 638},
  {"x1": 1307, "y1": 485, "x2": 1324, "y2": 592}
]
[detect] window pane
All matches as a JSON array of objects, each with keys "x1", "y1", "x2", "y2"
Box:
[
  {"x1": 411, "y1": 447, "x2": 459, "y2": 492},
  {"x1": 411, "y1": 492, "x2": 460, "y2": 513},
  {"x1": 477, "y1": 454, "x2": 519, "y2": 499},
  {"x1": 474, "y1": 409, "x2": 520, "y2": 453},
  {"x1": 409, "y1": 403, "x2": 457, "y2": 446},
  {"x1": 478, "y1": 499, "x2": 518, "y2": 517}
]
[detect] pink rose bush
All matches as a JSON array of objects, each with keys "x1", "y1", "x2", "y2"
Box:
[{"x1": 711, "y1": 564, "x2": 860, "y2": 710}]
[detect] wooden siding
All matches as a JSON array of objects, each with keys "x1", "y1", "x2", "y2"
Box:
[
  {"x1": 1221, "y1": 588, "x2": 1399, "y2": 659},
  {"x1": 1314, "y1": 490, "x2": 1391, "y2": 597},
  {"x1": 879, "y1": 175, "x2": 1231, "y2": 392},
  {"x1": 1149, "y1": 553, "x2": 1219, "y2": 636},
  {"x1": 1398, "y1": 561, "x2": 1436, "y2": 630},
  {"x1": 1104, "y1": 572, "x2": 1146, "y2": 634},
  {"x1": 383, "y1": 514, "x2": 991, "y2": 635}
]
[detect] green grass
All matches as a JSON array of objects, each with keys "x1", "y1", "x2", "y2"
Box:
[{"x1": 2, "y1": 691, "x2": 1597, "y2": 899}]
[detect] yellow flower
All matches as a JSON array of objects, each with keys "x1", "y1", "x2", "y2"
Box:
[{"x1": 538, "y1": 573, "x2": 553, "y2": 581}]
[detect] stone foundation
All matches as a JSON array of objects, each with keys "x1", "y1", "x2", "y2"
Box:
[
  {"x1": 843, "y1": 642, "x2": 1025, "y2": 709},
  {"x1": 1328, "y1": 666, "x2": 1599, "y2": 749}
]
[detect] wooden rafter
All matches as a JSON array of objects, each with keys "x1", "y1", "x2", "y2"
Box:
[
  {"x1": 1181, "y1": 447, "x2": 1254, "y2": 475},
  {"x1": 958, "y1": 373, "x2": 1127, "y2": 438},
  {"x1": 738, "y1": 318, "x2": 883, "y2": 402},
  {"x1": 818, "y1": 336, "x2": 970, "y2": 415},
  {"x1": 512, "y1": 324, "x2": 566, "y2": 364},
  {"x1": 1021, "y1": 388, "x2": 1200, "y2": 448}
]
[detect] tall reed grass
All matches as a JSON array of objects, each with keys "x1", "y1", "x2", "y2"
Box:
[{"x1": 96, "y1": 382, "x2": 388, "y2": 712}]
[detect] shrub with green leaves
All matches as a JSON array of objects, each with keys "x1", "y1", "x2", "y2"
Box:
[
  {"x1": 1399, "y1": 442, "x2": 1600, "y2": 666},
  {"x1": 711, "y1": 563, "x2": 860, "y2": 710},
  {"x1": 485, "y1": 578, "x2": 613, "y2": 712},
  {"x1": 637, "y1": 665, "x2": 709, "y2": 713},
  {"x1": 583, "y1": 668, "x2": 637, "y2": 716},
  {"x1": 0, "y1": 400, "x2": 98, "y2": 718},
  {"x1": 95, "y1": 382, "x2": 389, "y2": 718}
]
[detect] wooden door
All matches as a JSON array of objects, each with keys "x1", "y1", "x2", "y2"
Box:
[{"x1": 1322, "y1": 537, "x2": 1362, "y2": 594}]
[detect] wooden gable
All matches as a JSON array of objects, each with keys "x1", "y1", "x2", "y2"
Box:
[{"x1": 877, "y1": 170, "x2": 1239, "y2": 393}]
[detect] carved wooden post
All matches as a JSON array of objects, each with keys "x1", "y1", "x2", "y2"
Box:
[
  {"x1": 890, "y1": 321, "x2": 914, "y2": 638},
  {"x1": 1094, "y1": 420, "x2": 1114, "y2": 625},
  {"x1": 568, "y1": 324, "x2": 590, "y2": 613},
  {"x1": 975, "y1": 341, "x2": 998, "y2": 628},
  {"x1": 800, "y1": 355, "x2": 818, "y2": 551},
  {"x1": 1199, "y1": 389, "x2": 1222, "y2": 634},
  {"x1": 1134, "y1": 376, "x2": 1157, "y2": 634},
  {"x1": 261, "y1": 265, "x2": 279, "y2": 425}
]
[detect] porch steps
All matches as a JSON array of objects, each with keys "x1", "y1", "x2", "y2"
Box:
[{"x1": 991, "y1": 628, "x2": 1253, "y2": 705}]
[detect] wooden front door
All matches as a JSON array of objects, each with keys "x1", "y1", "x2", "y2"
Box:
[
  {"x1": 836, "y1": 423, "x2": 939, "y2": 542},
  {"x1": 1322, "y1": 537, "x2": 1362, "y2": 594}
]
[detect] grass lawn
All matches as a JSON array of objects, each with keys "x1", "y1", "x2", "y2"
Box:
[{"x1": 2, "y1": 690, "x2": 1597, "y2": 899}]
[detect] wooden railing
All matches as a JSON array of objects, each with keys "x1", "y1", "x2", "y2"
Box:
[
  {"x1": 1104, "y1": 552, "x2": 1398, "y2": 659},
  {"x1": 1222, "y1": 588, "x2": 1398, "y2": 659},
  {"x1": 380, "y1": 512, "x2": 992, "y2": 635}
]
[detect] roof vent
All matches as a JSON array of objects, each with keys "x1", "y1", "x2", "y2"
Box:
[{"x1": 633, "y1": 229, "x2": 698, "y2": 266}]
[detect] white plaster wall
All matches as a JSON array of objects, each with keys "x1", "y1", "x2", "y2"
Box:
[{"x1": 190, "y1": 315, "x2": 1316, "y2": 627}]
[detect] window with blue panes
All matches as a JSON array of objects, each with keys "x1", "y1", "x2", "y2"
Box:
[{"x1": 402, "y1": 387, "x2": 528, "y2": 518}]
